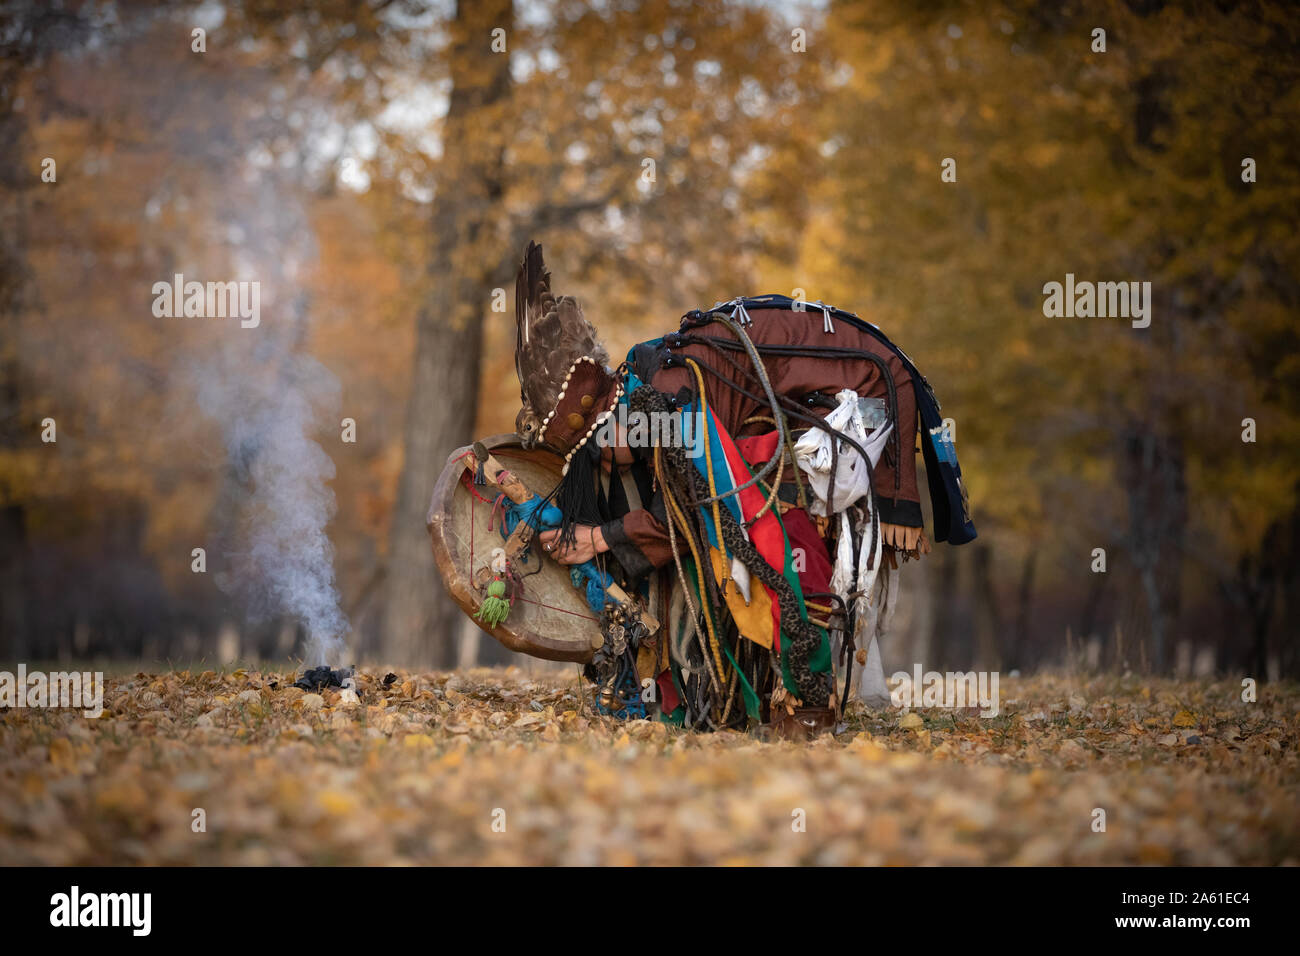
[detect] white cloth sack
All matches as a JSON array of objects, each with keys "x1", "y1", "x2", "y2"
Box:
[{"x1": 792, "y1": 389, "x2": 892, "y2": 517}]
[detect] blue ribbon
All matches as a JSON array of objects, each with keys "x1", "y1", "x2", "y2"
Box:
[{"x1": 499, "y1": 493, "x2": 612, "y2": 614}]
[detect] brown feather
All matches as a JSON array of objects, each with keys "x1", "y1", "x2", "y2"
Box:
[
  {"x1": 515, "y1": 240, "x2": 550, "y2": 405},
  {"x1": 512, "y1": 240, "x2": 610, "y2": 426}
]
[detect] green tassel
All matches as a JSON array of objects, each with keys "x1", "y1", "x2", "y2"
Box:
[{"x1": 475, "y1": 579, "x2": 511, "y2": 627}]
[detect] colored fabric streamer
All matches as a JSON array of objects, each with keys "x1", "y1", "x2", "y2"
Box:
[{"x1": 675, "y1": 391, "x2": 833, "y2": 695}]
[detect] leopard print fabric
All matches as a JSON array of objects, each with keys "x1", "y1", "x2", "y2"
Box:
[{"x1": 630, "y1": 385, "x2": 831, "y2": 707}]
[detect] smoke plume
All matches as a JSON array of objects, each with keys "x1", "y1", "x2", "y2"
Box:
[{"x1": 196, "y1": 349, "x2": 350, "y2": 665}]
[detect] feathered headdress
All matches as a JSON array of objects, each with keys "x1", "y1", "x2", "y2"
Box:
[{"x1": 513, "y1": 240, "x2": 618, "y2": 464}]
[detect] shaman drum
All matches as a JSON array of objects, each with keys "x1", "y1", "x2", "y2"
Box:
[{"x1": 428, "y1": 434, "x2": 604, "y2": 662}]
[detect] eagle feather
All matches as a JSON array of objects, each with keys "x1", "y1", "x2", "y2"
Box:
[{"x1": 513, "y1": 240, "x2": 609, "y2": 448}]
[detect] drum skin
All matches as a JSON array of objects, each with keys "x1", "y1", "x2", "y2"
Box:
[{"x1": 427, "y1": 434, "x2": 602, "y2": 663}]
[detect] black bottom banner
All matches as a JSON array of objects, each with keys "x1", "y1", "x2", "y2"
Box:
[{"x1": 1, "y1": 865, "x2": 1291, "y2": 942}]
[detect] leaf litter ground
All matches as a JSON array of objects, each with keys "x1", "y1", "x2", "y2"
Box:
[{"x1": 1, "y1": 668, "x2": 1296, "y2": 865}]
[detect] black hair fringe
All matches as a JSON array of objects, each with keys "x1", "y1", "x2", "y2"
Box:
[{"x1": 546, "y1": 441, "x2": 604, "y2": 550}]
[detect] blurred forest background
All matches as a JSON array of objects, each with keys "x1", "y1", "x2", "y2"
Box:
[{"x1": 1, "y1": 0, "x2": 1297, "y2": 678}]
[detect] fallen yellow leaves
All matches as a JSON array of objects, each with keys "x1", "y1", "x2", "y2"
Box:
[
  {"x1": 0, "y1": 668, "x2": 1294, "y2": 865},
  {"x1": 316, "y1": 790, "x2": 360, "y2": 817},
  {"x1": 47, "y1": 737, "x2": 77, "y2": 770}
]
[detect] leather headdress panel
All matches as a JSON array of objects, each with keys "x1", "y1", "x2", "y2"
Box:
[{"x1": 539, "y1": 356, "x2": 623, "y2": 466}]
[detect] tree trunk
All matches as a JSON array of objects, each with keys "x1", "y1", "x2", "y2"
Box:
[
  {"x1": 1121, "y1": 424, "x2": 1186, "y2": 674},
  {"x1": 380, "y1": 0, "x2": 513, "y2": 668},
  {"x1": 928, "y1": 547, "x2": 958, "y2": 670},
  {"x1": 0, "y1": 36, "x2": 36, "y2": 661},
  {"x1": 1078, "y1": 555, "x2": 1105, "y2": 646},
  {"x1": 1010, "y1": 548, "x2": 1037, "y2": 670},
  {"x1": 972, "y1": 542, "x2": 1003, "y2": 670}
]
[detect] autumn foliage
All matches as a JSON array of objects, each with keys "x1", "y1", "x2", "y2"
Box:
[{"x1": 0, "y1": 0, "x2": 1297, "y2": 678}]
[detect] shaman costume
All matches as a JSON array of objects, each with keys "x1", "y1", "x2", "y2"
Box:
[{"x1": 511, "y1": 241, "x2": 974, "y2": 731}]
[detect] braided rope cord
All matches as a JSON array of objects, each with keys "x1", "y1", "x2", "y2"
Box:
[
  {"x1": 667, "y1": 341, "x2": 883, "y2": 579},
  {"x1": 656, "y1": 445, "x2": 725, "y2": 726},
  {"x1": 633, "y1": 384, "x2": 830, "y2": 707}
]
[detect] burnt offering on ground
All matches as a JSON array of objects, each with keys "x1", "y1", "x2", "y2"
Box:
[{"x1": 292, "y1": 665, "x2": 356, "y2": 692}]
